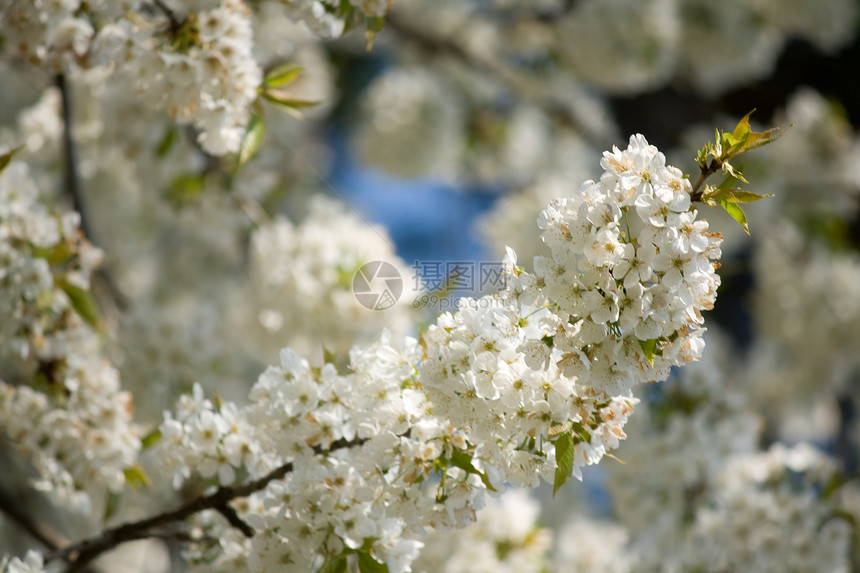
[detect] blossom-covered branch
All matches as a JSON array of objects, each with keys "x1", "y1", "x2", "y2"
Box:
[
  {"x1": 46, "y1": 437, "x2": 365, "y2": 572},
  {"x1": 3, "y1": 1, "x2": 857, "y2": 572},
  {"x1": 2, "y1": 121, "x2": 779, "y2": 571}
]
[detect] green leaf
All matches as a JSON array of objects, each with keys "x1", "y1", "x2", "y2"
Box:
[
  {"x1": 638, "y1": 338, "x2": 658, "y2": 366},
  {"x1": 731, "y1": 109, "x2": 754, "y2": 141},
  {"x1": 704, "y1": 186, "x2": 773, "y2": 205},
  {"x1": 166, "y1": 173, "x2": 205, "y2": 206},
  {"x1": 450, "y1": 451, "x2": 496, "y2": 492},
  {"x1": 718, "y1": 199, "x2": 750, "y2": 235},
  {"x1": 155, "y1": 126, "x2": 176, "y2": 157},
  {"x1": 357, "y1": 551, "x2": 389, "y2": 573},
  {"x1": 449, "y1": 451, "x2": 473, "y2": 472},
  {"x1": 821, "y1": 471, "x2": 844, "y2": 501},
  {"x1": 741, "y1": 125, "x2": 786, "y2": 152},
  {"x1": 695, "y1": 145, "x2": 708, "y2": 168},
  {"x1": 323, "y1": 346, "x2": 338, "y2": 366},
  {"x1": 721, "y1": 131, "x2": 742, "y2": 152},
  {"x1": 720, "y1": 110, "x2": 754, "y2": 157},
  {"x1": 702, "y1": 187, "x2": 738, "y2": 205},
  {"x1": 238, "y1": 113, "x2": 265, "y2": 166},
  {"x1": 104, "y1": 490, "x2": 120, "y2": 521},
  {"x1": 0, "y1": 145, "x2": 24, "y2": 175},
  {"x1": 57, "y1": 278, "x2": 101, "y2": 329},
  {"x1": 723, "y1": 189, "x2": 773, "y2": 203},
  {"x1": 141, "y1": 428, "x2": 162, "y2": 449},
  {"x1": 336, "y1": 0, "x2": 363, "y2": 33},
  {"x1": 365, "y1": 17, "x2": 385, "y2": 50},
  {"x1": 569, "y1": 420, "x2": 591, "y2": 442},
  {"x1": 721, "y1": 110, "x2": 787, "y2": 160},
  {"x1": 337, "y1": 0, "x2": 353, "y2": 18},
  {"x1": 123, "y1": 463, "x2": 152, "y2": 490},
  {"x1": 264, "y1": 64, "x2": 303, "y2": 88},
  {"x1": 717, "y1": 175, "x2": 740, "y2": 190},
  {"x1": 553, "y1": 430, "x2": 575, "y2": 496},
  {"x1": 319, "y1": 556, "x2": 349, "y2": 573},
  {"x1": 261, "y1": 92, "x2": 323, "y2": 110},
  {"x1": 32, "y1": 242, "x2": 75, "y2": 266}
]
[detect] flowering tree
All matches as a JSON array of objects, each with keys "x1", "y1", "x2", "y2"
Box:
[{"x1": 2, "y1": 1, "x2": 859, "y2": 572}]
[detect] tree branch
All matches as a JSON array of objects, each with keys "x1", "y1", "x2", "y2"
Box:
[
  {"x1": 47, "y1": 437, "x2": 365, "y2": 571},
  {"x1": 214, "y1": 503, "x2": 254, "y2": 538},
  {"x1": 0, "y1": 481, "x2": 68, "y2": 551},
  {"x1": 690, "y1": 158, "x2": 722, "y2": 202},
  {"x1": 501, "y1": 0, "x2": 579, "y2": 24},
  {"x1": 56, "y1": 73, "x2": 131, "y2": 311},
  {"x1": 56, "y1": 73, "x2": 88, "y2": 240},
  {"x1": 152, "y1": 0, "x2": 182, "y2": 33}
]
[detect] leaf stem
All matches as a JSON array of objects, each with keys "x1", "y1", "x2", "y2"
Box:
[{"x1": 690, "y1": 158, "x2": 722, "y2": 203}]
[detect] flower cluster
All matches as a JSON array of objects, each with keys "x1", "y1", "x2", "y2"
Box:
[
  {"x1": 353, "y1": 68, "x2": 464, "y2": 179},
  {"x1": 0, "y1": 0, "x2": 132, "y2": 72},
  {"x1": 0, "y1": 126, "x2": 745, "y2": 572},
  {"x1": 412, "y1": 489, "x2": 551, "y2": 573},
  {"x1": 420, "y1": 296, "x2": 639, "y2": 486},
  {"x1": 0, "y1": 160, "x2": 140, "y2": 513},
  {"x1": 246, "y1": 196, "x2": 420, "y2": 359},
  {"x1": 558, "y1": 0, "x2": 678, "y2": 93},
  {"x1": 106, "y1": 0, "x2": 262, "y2": 155},
  {"x1": 278, "y1": 0, "x2": 394, "y2": 37},
  {"x1": 158, "y1": 332, "x2": 478, "y2": 572},
  {"x1": 680, "y1": 444, "x2": 851, "y2": 573},
  {"x1": 1, "y1": 0, "x2": 261, "y2": 156},
  {"x1": 421, "y1": 134, "x2": 722, "y2": 486},
  {"x1": 604, "y1": 332, "x2": 761, "y2": 569},
  {"x1": 158, "y1": 383, "x2": 256, "y2": 489},
  {"x1": 551, "y1": 516, "x2": 632, "y2": 573},
  {"x1": 745, "y1": 218, "x2": 860, "y2": 437},
  {"x1": 125, "y1": 134, "x2": 724, "y2": 571},
  {"x1": 529, "y1": 133, "x2": 721, "y2": 358},
  {"x1": 0, "y1": 550, "x2": 52, "y2": 573},
  {"x1": 480, "y1": 136, "x2": 602, "y2": 267},
  {"x1": 598, "y1": 326, "x2": 860, "y2": 573},
  {"x1": 152, "y1": 136, "x2": 723, "y2": 570},
  {"x1": 556, "y1": 0, "x2": 859, "y2": 94},
  {"x1": 754, "y1": 220, "x2": 860, "y2": 376}
]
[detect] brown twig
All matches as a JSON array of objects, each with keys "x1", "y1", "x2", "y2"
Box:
[
  {"x1": 690, "y1": 158, "x2": 722, "y2": 203},
  {"x1": 56, "y1": 73, "x2": 131, "y2": 311},
  {"x1": 214, "y1": 503, "x2": 254, "y2": 538},
  {"x1": 0, "y1": 481, "x2": 68, "y2": 550},
  {"x1": 47, "y1": 437, "x2": 365, "y2": 572},
  {"x1": 152, "y1": 0, "x2": 182, "y2": 33},
  {"x1": 56, "y1": 74, "x2": 88, "y2": 239}
]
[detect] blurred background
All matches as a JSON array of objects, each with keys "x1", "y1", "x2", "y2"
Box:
[{"x1": 2, "y1": 0, "x2": 860, "y2": 570}]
